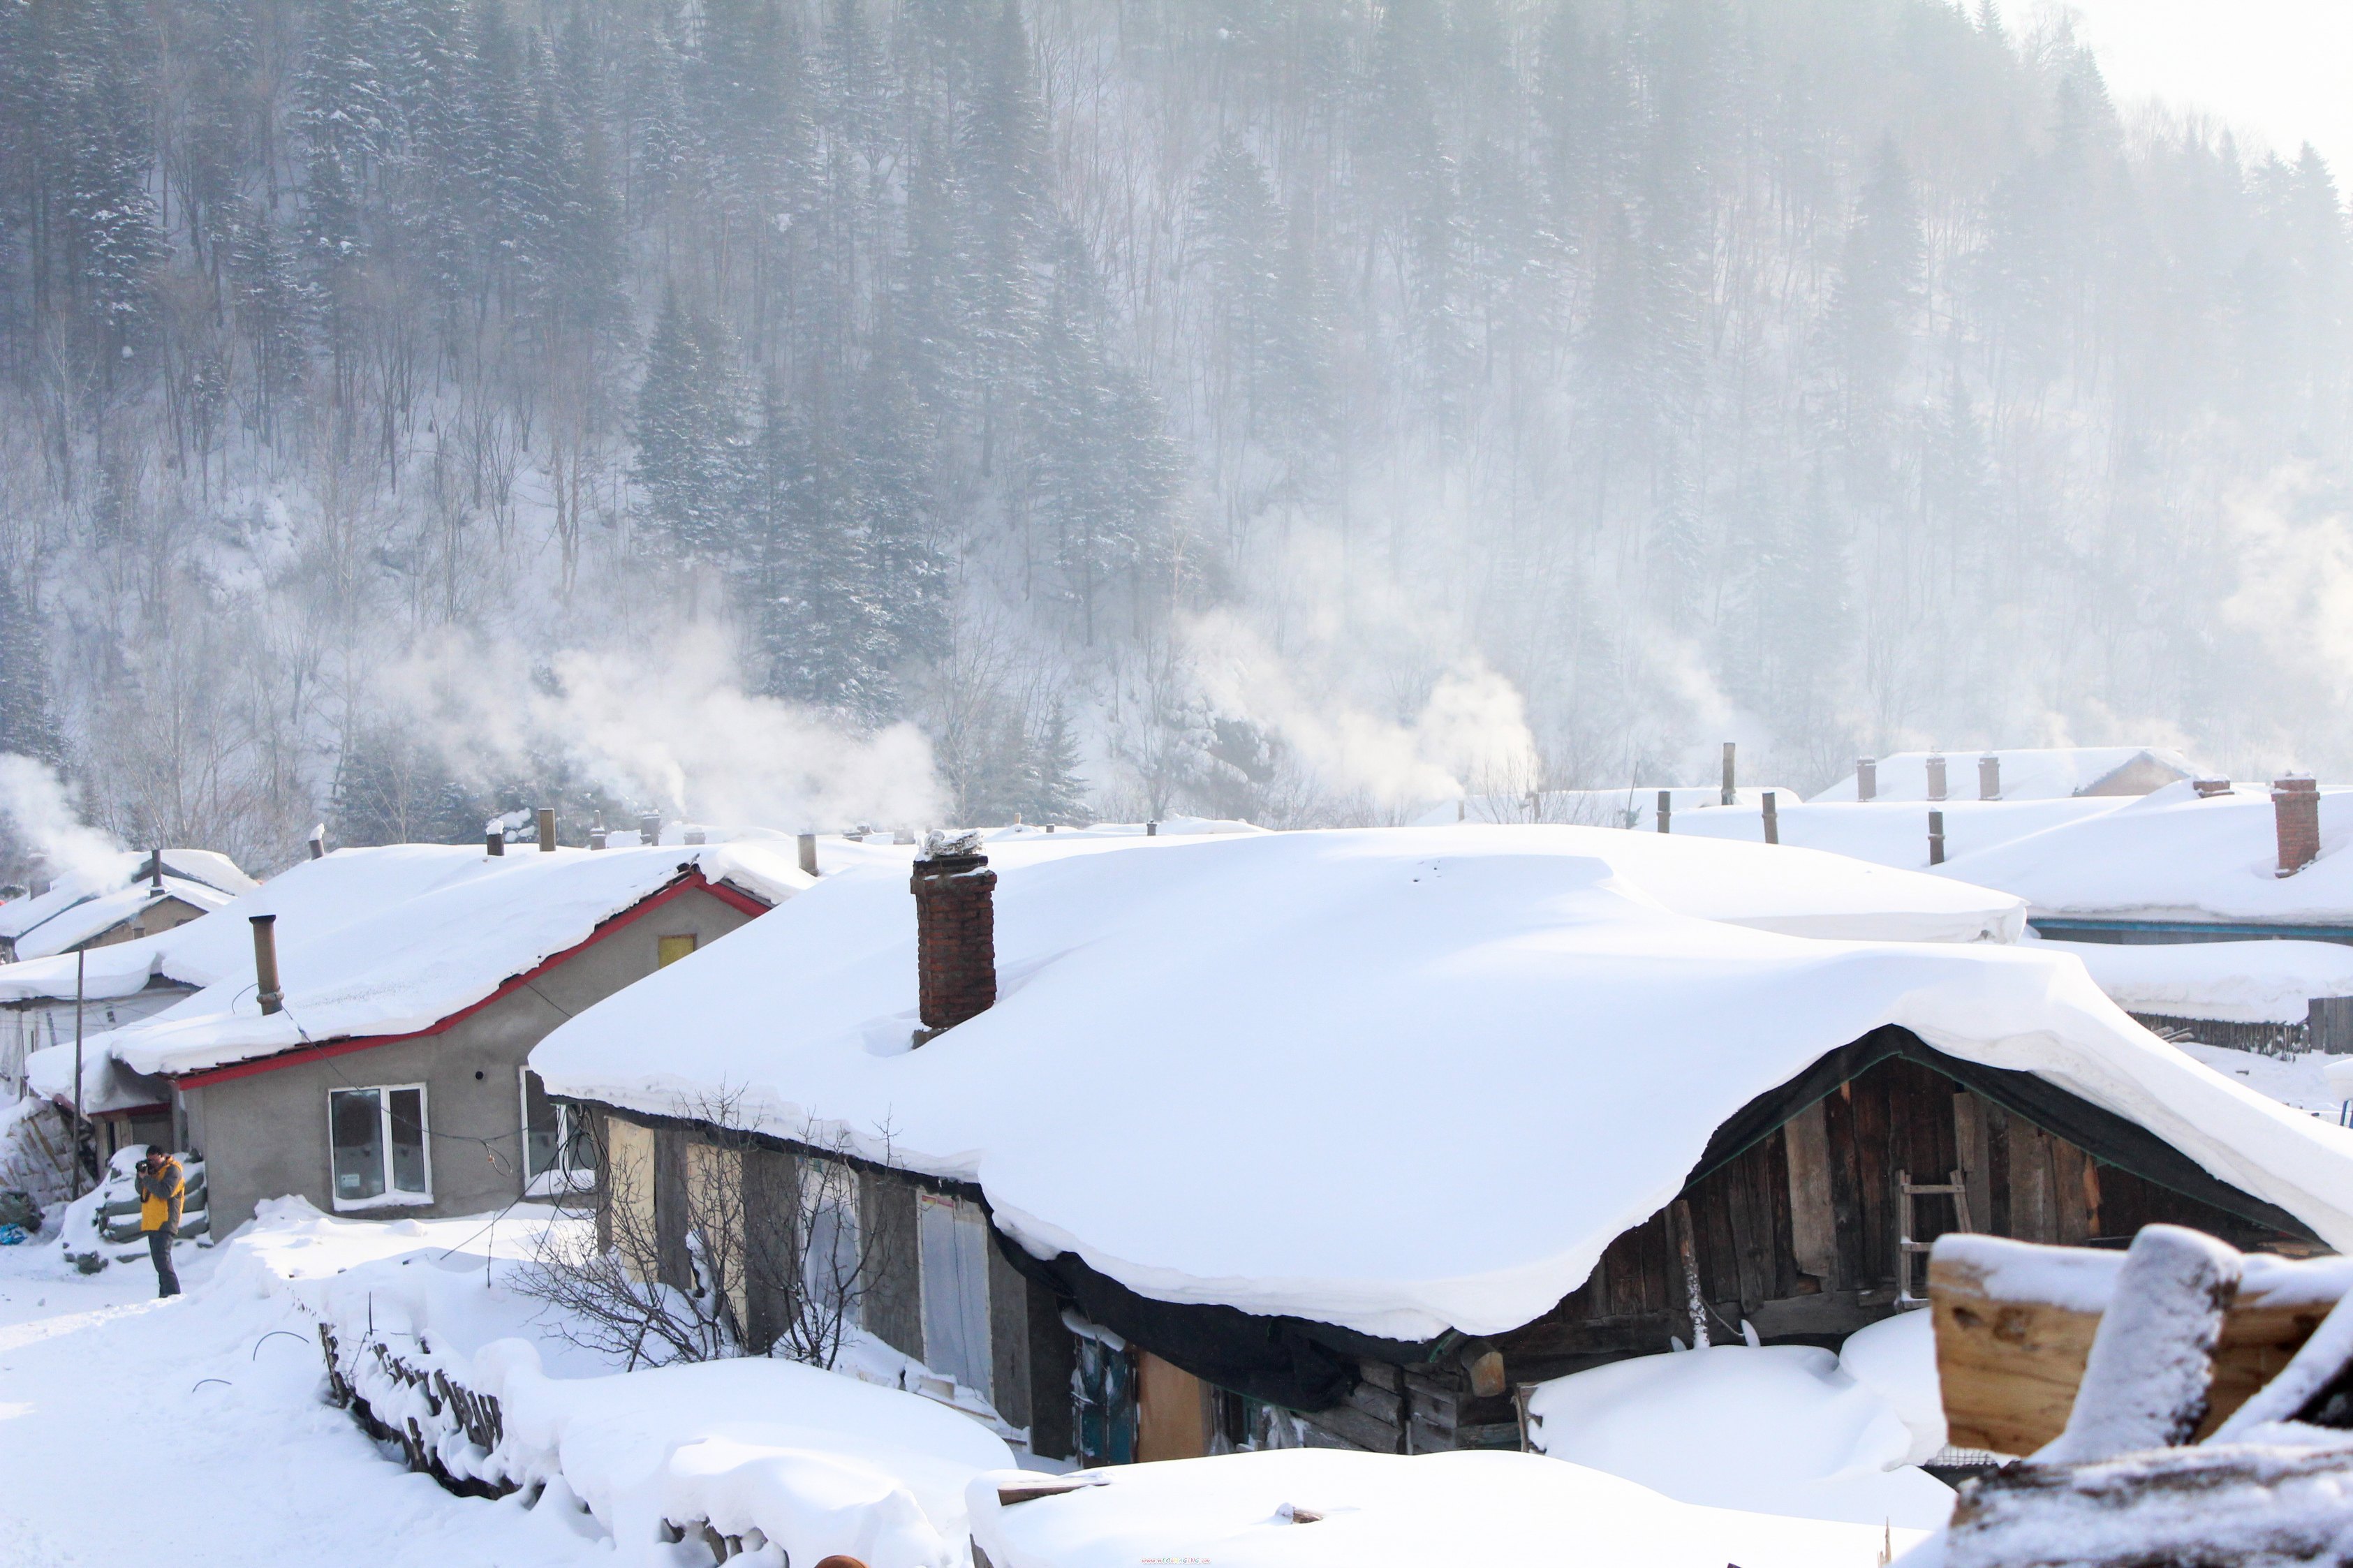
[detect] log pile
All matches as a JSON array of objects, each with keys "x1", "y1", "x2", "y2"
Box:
[{"x1": 1933, "y1": 1227, "x2": 2353, "y2": 1568}]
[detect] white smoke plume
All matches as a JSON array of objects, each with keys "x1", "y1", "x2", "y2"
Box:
[
  {"x1": 0, "y1": 755, "x2": 126, "y2": 883},
  {"x1": 376, "y1": 624, "x2": 946, "y2": 831}
]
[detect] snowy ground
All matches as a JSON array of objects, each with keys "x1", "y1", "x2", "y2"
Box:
[
  {"x1": 2176, "y1": 1042, "x2": 2350, "y2": 1119},
  {"x1": 0, "y1": 1216, "x2": 610, "y2": 1567}
]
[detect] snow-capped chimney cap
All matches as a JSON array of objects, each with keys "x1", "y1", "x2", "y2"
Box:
[
  {"x1": 307, "y1": 823, "x2": 326, "y2": 859},
  {"x1": 922, "y1": 828, "x2": 986, "y2": 861}
]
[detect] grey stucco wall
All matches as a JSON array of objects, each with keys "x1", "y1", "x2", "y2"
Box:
[{"x1": 190, "y1": 883, "x2": 756, "y2": 1236}]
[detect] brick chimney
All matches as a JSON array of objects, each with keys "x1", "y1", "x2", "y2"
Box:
[
  {"x1": 1857, "y1": 758, "x2": 1877, "y2": 801},
  {"x1": 911, "y1": 829, "x2": 996, "y2": 1042},
  {"x1": 2275, "y1": 775, "x2": 2320, "y2": 877}
]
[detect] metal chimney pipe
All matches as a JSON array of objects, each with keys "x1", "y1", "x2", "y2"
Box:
[
  {"x1": 639, "y1": 812, "x2": 661, "y2": 847},
  {"x1": 589, "y1": 827, "x2": 607, "y2": 850},
  {"x1": 1926, "y1": 753, "x2": 1948, "y2": 801},
  {"x1": 307, "y1": 824, "x2": 326, "y2": 859},
  {"x1": 1979, "y1": 755, "x2": 2001, "y2": 801},
  {"x1": 1721, "y1": 742, "x2": 1736, "y2": 806},
  {"x1": 538, "y1": 808, "x2": 558, "y2": 852},
  {"x1": 486, "y1": 826, "x2": 504, "y2": 856},
  {"x1": 1656, "y1": 790, "x2": 1672, "y2": 834},
  {"x1": 1928, "y1": 809, "x2": 1947, "y2": 866},
  {"x1": 1146, "y1": 820, "x2": 1158, "y2": 837},
  {"x1": 1857, "y1": 758, "x2": 1877, "y2": 802},
  {"x1": 251, "y1": 914, "x2": 283, "y2": 1015},
  {"x1": 1762, "y1": 790, "x2": 1780, "y2": 845},
  {"x1": 149, "y1": 849, "x2": 163, "y2": 890},
  {"x1": 797, "y1": 834, "x2": 818, "y2": 876}
]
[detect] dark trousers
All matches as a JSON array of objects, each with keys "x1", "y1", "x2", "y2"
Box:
[{"x1": 147, "y1": 1228, "x2": 179, "y2": 1297}]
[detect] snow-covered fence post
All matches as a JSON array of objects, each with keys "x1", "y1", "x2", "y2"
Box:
[
  {"x1": 1762, "y1": 790, "x2": 1779, "y2": 845},
  {"x1": 1928, "y1": 811, "x2": 1946, "y2": 866},
  {"x1": 2037, "y1": 1225, "x2": 2242, "y2": 1464}
]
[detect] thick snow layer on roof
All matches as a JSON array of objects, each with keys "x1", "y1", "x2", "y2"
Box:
[
  {"x1": 969, "y1": 1448, "x2": 1924, "y2": 1568},
  {"x1": 2049, "y1": 938, "x2": 2353, "y2": 1023},
  {"x1": 5, "y1": 876, "x2": 242, "y2": 962},
  {"x1": 1940, "y1": 781, "x2": 2353, "y2": 925},
  {"x1": 1811, "y1": 747, "x2": 2198, "y2": 803},
  {"x1": 1412, "y1": 786, "x2": 1790, "y2": 829},
  {"x1": 0, "y1": 848, "x2": 256, "y2": 947},
  {"x1": 531, "y1": 827, "x2": 2353, "y2": 1340},
  {"x1": 1665, "y1": 797, "x2": 2125, "y2": 871},
  {"x1": 27, "y1": 842, "x2": 809, "y2": 1086}
]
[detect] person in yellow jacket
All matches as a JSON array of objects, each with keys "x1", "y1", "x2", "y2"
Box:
[{"x1": 136, "y1": 1148, "x2": 184, "y2": 1298}]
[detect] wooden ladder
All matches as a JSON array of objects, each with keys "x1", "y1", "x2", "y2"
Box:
[{"x1": 1897, "y1": 1167, "x2": 1972, "y2": 1306}]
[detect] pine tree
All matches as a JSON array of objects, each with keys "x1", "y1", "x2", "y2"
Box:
[
  {"x1": 0, "y1": 572, "x2": 64, "y2": 766},
  {"x1": 1019, "y1": 698, "x2": 1088, "y2": 824},
  {"x1": 633, "y1": 291, "x2": 746, "y2": 563}
]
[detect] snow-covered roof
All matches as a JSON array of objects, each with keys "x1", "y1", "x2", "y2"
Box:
[
  {"x1": 0, "y1": 848, "x2": 258, "y2": 956},
  {"x1": 1810, "y1": 747, "x2": 2199, "y2": 803},
  {"x1": 1940, "y1": 781, "x2": 2353, "y2": 926},
  {"x1": 26, "y1": 843, "x2": 809, "y2": 1089},
  {"x1": 1411, "y1": 788, "x2": 1793, "y2": 830},
  {"x1": 2048, "y1": 939, "x2": 2353, "y2": 1025},
  {"x1": 1664, "y1": 797, "x2": 2127, "y2": 870},
  {"x1": 529, "y1": 826, "x2": 2353, "y2": 1342}
]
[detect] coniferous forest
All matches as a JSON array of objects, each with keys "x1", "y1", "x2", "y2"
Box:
[{"x1": 1, "y1": 0, "x2": 2347, "y2": 868}]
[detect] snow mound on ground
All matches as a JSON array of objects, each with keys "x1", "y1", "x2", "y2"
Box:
[
  {"x1": 1526, "y1": 1343, "x2": 1956, "y2": 1529},
  {"x1": 968, "y1": 1447, "x2": 1928, "y2": 1568},
  {"x1": 222, "y1": 1199, "x2": 1012, "y2": 1567},
  {"x1": 1841, "y1": 1310, "x2": 1948, "y2": 1463}
]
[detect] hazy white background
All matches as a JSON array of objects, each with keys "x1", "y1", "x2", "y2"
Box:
[{"x1": 2020, "y1": 1, "x2": 2353, "y2": 172}]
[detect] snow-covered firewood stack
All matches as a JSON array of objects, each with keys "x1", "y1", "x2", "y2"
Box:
[{"x1": 1935, "y1": 1226, "x2": 2353, "y2": 1567}]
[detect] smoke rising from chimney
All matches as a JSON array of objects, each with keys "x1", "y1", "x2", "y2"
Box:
[{"x1": 0, "y1": 755, "x2": 126, "y2": 884}]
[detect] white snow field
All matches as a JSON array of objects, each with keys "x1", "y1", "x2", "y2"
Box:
[
  {"x1": 2051, "y1": 938, "x2": 2353, "y2": 1026},
  {"x1": 534, "y1": 825, "x2": 2353, "y2": 1343},
  {"x1": 966, "y1": 1447, "x2": 1929, "y2": 1568},
  {"x1": 0, "y1": 1199, "x2": 1015, "y2": 1567}
]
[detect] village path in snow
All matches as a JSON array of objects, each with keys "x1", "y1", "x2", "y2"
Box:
[{"x1": 0, "y1": 1227, "x2": 607, "y2": 1568}]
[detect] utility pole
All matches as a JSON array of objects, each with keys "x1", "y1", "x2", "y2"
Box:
[{"x1": 71, "y1": 948, "x2": 85, "y2": 1199}]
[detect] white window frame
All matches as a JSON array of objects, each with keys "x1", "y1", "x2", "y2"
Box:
[
  {"x1": 518, "y1": 1068, "x2": 596, "y2": 1197},
  {"x1": 326, "y1": 1083, "x2": 434, "y2": 1212}
]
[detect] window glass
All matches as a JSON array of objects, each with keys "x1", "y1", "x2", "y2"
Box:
[
  {"x1": 657, "y1": 934, "x2": 697, "y2": 968},
  {"x1": 330, "y1": 1088, "x2": 384, "y2": 1201},
  {"x1": 559, "y1": 1106, "x2": 594, "y2": 1173},
  {"x1": 388, "y1": 1087, "x2": 428, "y2": 1194},
  {"x1": 800, "y1": 1160, "x2": 860, "y2": 1328},
  {"x1": 918, "y1": 1192, "x2": 992, "y2": 1399}
]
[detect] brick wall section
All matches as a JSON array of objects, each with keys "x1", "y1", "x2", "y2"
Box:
[
  {"x1": 2275, "y1": 776, "x2": 2321, "y2": 875},
  {"x1": 911, "y1": 852, "x2": 998, "y2": 1031}
]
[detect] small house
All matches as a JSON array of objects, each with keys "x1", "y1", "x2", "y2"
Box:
[
  {"x1": 30, "y1": 841, "x2": 807, "y2": 1233},
  {"x1": 0, "y1": 848, "x2": 256, "y2": 965},
  {"x1": 526, "y1": 827, "x2": 2353, "y2": 1467}
]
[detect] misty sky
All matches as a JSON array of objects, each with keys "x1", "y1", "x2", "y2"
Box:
[{"x1": 2021, "y1": 0, "x2": 2353, "y2": 172}]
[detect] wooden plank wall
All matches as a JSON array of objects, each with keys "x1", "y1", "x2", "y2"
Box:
[{"x1": 1492, "y1": 1056, "x2": 2126, "y2": 1382}]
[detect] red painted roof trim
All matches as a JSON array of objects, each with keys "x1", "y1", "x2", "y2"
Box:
[{"x1": 176, "y1": 869, "x2": 770, "y2": 1088}]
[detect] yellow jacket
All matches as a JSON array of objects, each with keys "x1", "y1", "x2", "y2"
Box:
[{"x1": 137, "y1": 1158, "x2": 184, "y2": 1234}]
